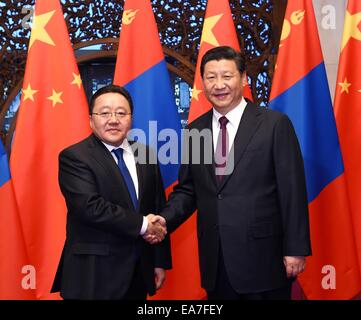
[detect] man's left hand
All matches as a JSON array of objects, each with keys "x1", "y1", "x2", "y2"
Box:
[
  {"x1": 154, "y1": 268, "x2": 166, "y2": 290},
  {"x1": 283, "y1": 256, "x2": 306, "y2": 278}
]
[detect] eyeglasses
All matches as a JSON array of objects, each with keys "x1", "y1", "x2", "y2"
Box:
[{"x1": 92, "y1": 112, "x2": 132, "y2": 119}]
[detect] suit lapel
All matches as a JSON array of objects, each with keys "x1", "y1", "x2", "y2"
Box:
[
  {"x1": 88, "y1": 134, "x2": 120, "y2": 178},
  {"x1": 200, "y1": 111, "x2": 218, "y2": 187},
  {"x1": 217, "y1": 102, "x2": 263, "y2": 191},
  {"x1": 88, "y1": 134, "x2": 137, "y2": 210}
]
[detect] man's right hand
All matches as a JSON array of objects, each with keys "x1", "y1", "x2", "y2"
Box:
[{"x1": 143, "y1": 214, "x2": 167, "y2": 244}]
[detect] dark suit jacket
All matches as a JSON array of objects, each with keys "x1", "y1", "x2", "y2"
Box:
[
  {"x1": 162, "y1": 102, "x2": 311, "y2": 294},
  {"x1": 51, "y1": 134, "x2": 172, "y2": 299}
]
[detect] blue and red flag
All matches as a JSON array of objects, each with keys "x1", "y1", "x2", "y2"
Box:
[
  {"x1": 114, "y1": 0, "x2": 181, "y2": 189},
  {"x1": 114, "y1": 0, "x2": 182, "y2": 299},
  {"x1": 0, "y1": 141, "x2": 35, "y2": 299},
  {"x1": 269, "y1": 0, "x2": 361, "y2": 299}
]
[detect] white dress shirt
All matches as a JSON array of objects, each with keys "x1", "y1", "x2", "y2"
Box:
[
  {"x1": 102, "y1": 139, "x2": 148, "y2": 235},
  {"x1": 212, "y1": 97, "x2": 247, "y2": 153}
]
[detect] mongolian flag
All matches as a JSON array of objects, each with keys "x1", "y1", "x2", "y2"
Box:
[
  {"x1": 269, "y1": 0, "x2": 361, "y2": 299},
  {"x1": 334, "y1": 0, "x2": 361, "y2": 275},
  {"x1": 10, "y1": 0, "x2": 91, "y2": 299},
  {"x1": 0, "y1": 141, "x2": 35, "y2": 299},
  {"x1": 113, "y1": 0, "x2": 183, "y2": 298}
]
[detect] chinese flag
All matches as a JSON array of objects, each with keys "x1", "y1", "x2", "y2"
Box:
[
  {"x1": 270, "y1": 0, "x2": 361, "y2": 299},
  {"x1": 9, "y1": 0, "x2": 91, "y2": 299},
  {"x1": 334, "y1": 0, "x2": 361, "y2": 278},
  {"x1": 189, "y1": 0, "x2": 252, "y2": 121},
  {"x1": 0, "y1": 141, "x2": 35, "y2": 299}
]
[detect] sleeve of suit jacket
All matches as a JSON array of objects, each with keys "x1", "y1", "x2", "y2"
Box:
[
  {"x1": 273, "y1": 114, "x2": 311, "y2": 256},
  {"x1": 59, "y1": 148, "x2": 143, "y2": 240},
  {"x1": 161, "y1": 140, "x2": 198, "y2": 233}
]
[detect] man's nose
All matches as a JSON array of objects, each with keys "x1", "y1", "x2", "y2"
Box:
[
  {"x1": 109, "y1": 113, "x2": 120, "y2": 121},
  {"x1": 214, "y1": 78, "x2": 225, "y2": 89}
]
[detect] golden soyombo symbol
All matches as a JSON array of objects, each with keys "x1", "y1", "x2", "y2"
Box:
[
  {"x1": 123, "y1": 9, "x2": 140, "y2": 25},
  {"x1": 280, "y1": 10, "x2": 306, "y2": 42}
]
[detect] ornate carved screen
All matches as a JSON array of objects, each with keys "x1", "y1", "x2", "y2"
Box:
[{"x1": 0, "y1": 0, "x2": 286, "y2": 145}]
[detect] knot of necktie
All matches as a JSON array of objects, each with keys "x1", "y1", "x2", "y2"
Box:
[
  {"x1": 112, "y1": 147, "x2": 124, "y2": 160},
  {"x1": 219, "y1": 116, "x2": 229, "y2": 129}
]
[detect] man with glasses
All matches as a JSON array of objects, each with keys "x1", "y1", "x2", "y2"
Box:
[{"x1": 51, "y1": 84, "x2": 171, "y2": 300}]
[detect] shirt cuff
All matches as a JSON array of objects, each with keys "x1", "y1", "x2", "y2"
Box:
[{"x1": 140, "y1": 216, "x2": 148, "y2": 235}]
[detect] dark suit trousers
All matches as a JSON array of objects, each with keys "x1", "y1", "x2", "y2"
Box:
[
  {"x1": 123, "y1": 259, "x2": 147, "y2": 300},
  {"x1": 207, "y1": 247, "x2": 292, "y2": 300}
]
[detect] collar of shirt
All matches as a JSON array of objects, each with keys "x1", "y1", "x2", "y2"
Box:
[
  {"x1": 101, "y1": 138, "x2": 139, "y2": 199},
  {"x1": 101, "y1": 138, "x2": 133, "y2": 156},
  {"x1": 212, "y1": 98, "x2": 247, "y2": 153},
  {"x1": 212, "y1": 97, "x2": 247, "y2": 129}
]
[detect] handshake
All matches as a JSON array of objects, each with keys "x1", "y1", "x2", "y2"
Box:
[{"x1": 143, "y1": 214, "x2": 167, "y2": 244}]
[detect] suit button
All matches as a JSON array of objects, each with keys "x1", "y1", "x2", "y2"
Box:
[{"x1": 217, "y1": 194, "x2": 223, "y2": 200}]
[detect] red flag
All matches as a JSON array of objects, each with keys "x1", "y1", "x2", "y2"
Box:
[
  {"x1": 0, "y1": 141, "x2": 35, "y2": 299},
  {"x1": 161, "y1": 0, "x2": 254, "y2": 300},
  {"x1": 334, "y1": 0, "x2": 361, "y2": 276},
  {"x1": 270, "y1": 0, "x2": 361, "y2": 299},
  {"x1": 188, "y1": 0, "x2": 253, "y2": 122},
  {"x1": 9, "y1": 0, "x2": 91, "y2": 299}
]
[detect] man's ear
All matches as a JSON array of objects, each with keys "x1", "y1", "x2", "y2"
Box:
[{"x1": 241, "y1": 72, "x2": 248, "y2": 87}]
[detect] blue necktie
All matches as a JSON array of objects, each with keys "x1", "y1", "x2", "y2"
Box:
[{"x1": 112, "y1": 148, "x2": 138, "y2": 209}]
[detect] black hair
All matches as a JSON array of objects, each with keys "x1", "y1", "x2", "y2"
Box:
[
  {"x1": 200, "y1": 46, "x2": 246, "y2": 78},
  {"x1": 89, "y1": 84, "x2": 134, "y2": 114}
]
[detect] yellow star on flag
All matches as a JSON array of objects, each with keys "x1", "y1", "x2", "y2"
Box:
[
  {"x1": 338, "y1": 78, "x2": 352, "y2": 94},
  {"x1": 47, "y1": 89, "x2": 63, "y2": 107},
  {"x1": 29, "y1": 10, "x2": 56, "y2": 49},
  {"x1": 123, "y1": 9, "x2": 140, "y2": 25},
  {"x1": 200, "y1": 14, "x2": 223, "y2": 46},
  {"x1": 71, "y1": 73, "x2": 82, "y2": 89},
  {"x1": 191, "y1": 85, "x2": 202, "y2": 101},
  {"x1": 22, "y1": 83, "x2": 38, "y2": 102},
  {"x1": 341, "y1": 10, "x2": 361, "y2": 51}
]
